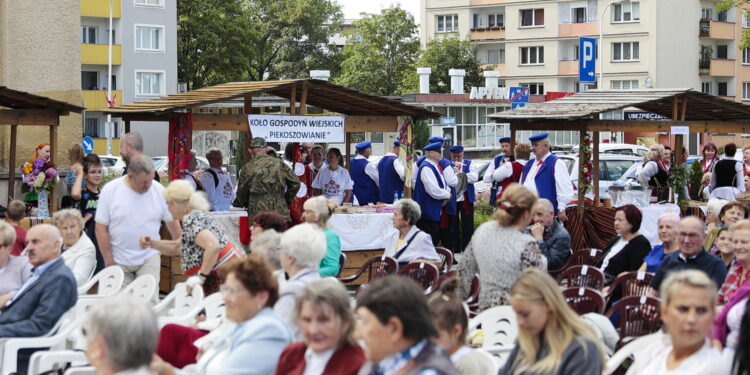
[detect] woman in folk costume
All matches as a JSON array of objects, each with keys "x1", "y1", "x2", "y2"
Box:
[{"x1": 285, "y1": 142, "x2": 314, "y2": 225}]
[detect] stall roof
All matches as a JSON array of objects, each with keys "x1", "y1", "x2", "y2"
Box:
[
  {"x1": 488, "y1": 89, "x2": 750, "y2": 122},
  {"x1": 103, "y1": 79, "x2": 441, "y2": 119},
  {"x1": 0, "y1": 86, "x2": 84, "y2": 112}
]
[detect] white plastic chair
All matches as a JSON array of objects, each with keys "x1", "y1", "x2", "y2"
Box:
[
  {"x1": 153, "y1": 282, "x2": 205, "y2": 317},
  {"x1": 28, "y1": 350, "x2": 88, "y2": 375},
  {"x1": 77, "y1": 266, "x2": 124, "y2": 297},
  {"x1": 0, "y1": 313, "x2": 83, "y2": 375},
  {"x1": 158, "y1": 292, "x2": 225, "y2": 328},
  {"x1": 605, "y1": 331, "x2": 664, "y2": 375},
  {"x1": 474, "y1": 348, "x2": 500, "y2": 374},
  {"x1": 64, "y1": 366, "x2": 96, "y2": 375},
  {"x1": 123, "y1": 274, "x2": 157, "y2": 303},
  {"x1": 468, "y1": 305, "x2": 518, "y2": 368}
]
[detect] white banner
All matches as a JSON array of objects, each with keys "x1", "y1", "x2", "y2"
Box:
[{"x1": 248, "y1": 114, "x2": 345, "y2": 143}]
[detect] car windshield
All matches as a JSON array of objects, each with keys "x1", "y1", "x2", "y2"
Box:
[
  {"x1": 560, "y1": 157, "x2": 575, "y2": 174},
  {"x1": 605, "y1": 160, "x2": 637, "y2": 180},
  {"x1": 100, "y1": 158, "x2": 117, "y2": 167},
  {"x1": 153, "y1": 158, "x2": 167, "y2": 169}
]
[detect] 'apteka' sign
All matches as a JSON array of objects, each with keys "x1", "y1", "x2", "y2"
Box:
[{"x1": 248, "y1": 114, "x2": 345, "y2": 143}]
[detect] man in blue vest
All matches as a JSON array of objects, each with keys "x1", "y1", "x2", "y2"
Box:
[
  {"x1": 416, "y1": 136, "x2": 445, "y2": 167},
  {"x1": 413, "y1": 142, "x2": 451, "y2": 246},
  {"x1": 378, "y1": 141, "x2": 405, "y2": 203},
  {"x1": 449, "y1": 145, "x2": 478, "y2": 252},
  {"x1": 483, "y1": 137, "x2": 514, "y2": 207},
  {"x1": 350, "y1": 141, "x2": 380, "y2": 205},
  {"x1": 521, "y1": 133, "x2": 574, "y2": 222}
]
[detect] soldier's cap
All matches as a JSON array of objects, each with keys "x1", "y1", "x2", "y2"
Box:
[
  {"x1": 529, "y1": 132, "x2": 549, "y2": 142},
  {"x1": 251, "y1": 137, "x2": 267, "y2": 149},
  {"x1": 423, "y1": 142, "x2": 442, "y2": 152},
  {"x1": 449, "y1": 145, "x2": 464, "y2": 153}
]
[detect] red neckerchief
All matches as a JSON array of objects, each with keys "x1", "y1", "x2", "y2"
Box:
[{"x1": 702, "y1": 157, "x2": 717, "y2": 173}]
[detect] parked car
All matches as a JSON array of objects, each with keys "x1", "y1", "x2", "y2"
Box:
[
  {"x1": 558, "y1": 154, "x2": 642, "y2": 200},
  {"x1": 570, "y1": 143, "x2": 648, "y2": 157}
]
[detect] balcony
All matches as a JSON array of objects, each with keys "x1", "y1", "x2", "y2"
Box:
[
  {"x1": 83, "y1": 90, "x2": 122, "y2": 111},
  {"x1": 470, "y1": 0, "x2": 505, "y2": 5},
  {"x1": 699, "y1": 19, "x2": 735, "y2": 39},
  {"x1": 558, "y1": 60, "x2": 578, "y2": 75},
  {"x1": 81, "y1": 0, "x2": 121, "y2": 18},
  {"x1": 81, "y1": 44, "x2": 122, "y2": 65},
  {"x1": 699, "y1": 58, "x2": 735, "y2": 76},
  {"x1": 470, "y1": 27, "x2": 505, "y2": 41},
  {"x1": 481, "y1": 63, "x2": 506, "y2": 76},
  {"x1": 558, "y1": 22, "x2": 598, "y2": 37}
]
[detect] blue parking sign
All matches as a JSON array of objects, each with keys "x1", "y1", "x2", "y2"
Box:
[
  {"x1": 579, "y1": 37, "x2": 596, "y2": 82},
  {"x1": 509, "y1": 87, "x2": 529, "y2": 109}
]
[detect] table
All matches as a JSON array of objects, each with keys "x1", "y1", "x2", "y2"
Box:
[
  {"x1": 211, "y1": 210, "x2": 249, "y2": 252},
  {"x1": 328, "y1": 212, "x2": 394, "y2": 251}
]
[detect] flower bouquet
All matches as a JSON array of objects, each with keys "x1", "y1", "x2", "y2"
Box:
[{"x1": 20, "y1": 158, "x2": 57, "y2": 218}]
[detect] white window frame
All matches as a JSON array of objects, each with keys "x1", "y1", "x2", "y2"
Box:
[
  {"x1": 436, "y1": 14, "x2": 459, "y2": 33},
  {"x1": 611, "y1": 80, "x2": 639, "y2": 90},
  {"x1": 743, "y1": 47, "x2": 750, "y2": 65},
  {"x1": 519, "y1": 46, "x2": 544, "y2": 65},
  {"x1": 81, "y1": 26, "x2": 97, "y2": 44},
  {"x1": 612, "y1": 2, "x2": 640, "y2": 23},
  {"x1": 134, "y1": 0, "x2": 164, "y2": 8},
  {"x1": 520, "y1": 9, "x2": 544, "y2": 28},
  {"x1": 134, "y1": 24, "x2": 165, "y2": 52},
  {"x1": 744, "y1": 10, "x2": 749, "y2": 28},
  {"x1": 520, "y1": 82, "x2": 544, "y2": 95},
  {"x1": 572, "y1": 6, "x2": 587, "y2": 24},
  {"x1": 612, "y1": 42, "x2": 639, "y2": 62},
  {"x1": 743, "y1": 82, "x2": 750, "y2": 100},
  {"x1": 701, "y1": 81, "x2": 713, "y2": 95},
  {"x1": 134, "y1": 70, "x2": 166, "y2": 97}
]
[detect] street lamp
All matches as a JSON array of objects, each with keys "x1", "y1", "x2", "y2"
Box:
[{"x1": 599, "y1": 0, "x2": 630, "y2": 89}]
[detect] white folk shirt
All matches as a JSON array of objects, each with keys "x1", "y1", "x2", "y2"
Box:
[
  {"x1": 311, "y1": 165, "x2": 354, "y2": 205},
  {"x1": 482, "y1": 153, "x2": 507, "y2": 185},
  {"x1": 492, "y1": 159, "x2": 527, "y2": 197},
  {"x1": 421, "y1": 159, "x2": 451, "y2": 200},
  {"x1": 382, "y1": 152, "x2": 405, "y2": 180},
  {"x1": 454, "y1": 159, "x2": 478, "y2": 203},
  {"x1": 303, "y1": 347, "x2": 335, "y2": 375},
  {"x1": 354, "y1": 155, "x2": 380, "y2": 187},
  {"x1": 200, "y1": 167, "x2": 235, "y2": 211},
  {"x1": 523, "y1": 152, "x2": 574, "y2": 211}
]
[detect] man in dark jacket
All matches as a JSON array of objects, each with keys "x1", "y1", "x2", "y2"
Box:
[{"x1": 527, "y1": 198, "x2": 571, "y2": 270}]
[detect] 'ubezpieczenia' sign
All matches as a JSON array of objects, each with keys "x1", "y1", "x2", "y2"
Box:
[{"x1": 248, "y1": 115, "x2": 345, "y2": 142}]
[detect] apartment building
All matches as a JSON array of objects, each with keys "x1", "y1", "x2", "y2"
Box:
[
  {"x1": 80, "y1": 0, "x2": 177, "y2": 155},
  {"x1": 421, "y1": 0, "x2": 750, "y2": 152}
]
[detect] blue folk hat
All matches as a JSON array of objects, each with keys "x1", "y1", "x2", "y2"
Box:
[
  {"x1": 449, "y1": 145, "x2": 464, "y2": 153},
  {"x1": 394, "y1": 141, "x2": 401, "y2": 147},
  {"x1": 355, "y1": 141, "x2": 372, "y2": 150},
  {"x1": 528, "y1": 133, "x2": 549, "y2": 142},
  {"x1": 499, "y1": 137, "x2": 511, "y2": 143},
  {"x1": 428, "y1": 136, "x2": 444, "y2": 143},
  {"x1": 423, "y1": 142, "x2": 443, "y2": 152}
]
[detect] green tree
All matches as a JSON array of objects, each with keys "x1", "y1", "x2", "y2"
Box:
[
  {"x1": 177, "y1": 0, "x2": 249, "y2": 90},
  {"x1": 719, "y1": 1, "x2": 750, "y2": 47},
  {"x1": 407, "y1": 37, "x2": 485, "y2": 94},
  {"x1": 335, "y1": 7, "x2": 420, "y2": 96}
]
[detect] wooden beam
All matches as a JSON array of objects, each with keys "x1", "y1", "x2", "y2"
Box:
[
  {"x1": 49, "y1": 125, "x2": 58, "y2": 213},
  {"x1": 505, "y1": 119, "x2": 750, "y2": 133},
  {"x1": 0, "y1": 109, "x2": 60, "y2": 125},
  {"x1": 346, "y1": 116, "x2": 399, "y2": 133},
  {"x1": 289, "y1": 86, "x2": 297, "y2": 115},
  {"x1": 509, "y1": 125, "x2": 516, "y2": 156},
  {"x1": 8, "y1": 125, "x2": 17, "y2": 203},
  {"x1": 244, "y1": 96, "x2": 253, "y2": 164},
  {"x1": 299, "y1": 83, "x2": 308, "y2": 115},
  {"x1": 345, "y1": 132, "x2": 352, "y2": 172},
  {"x1": 675, "y1": 96, "x2": 687, "y2": 165},
  {"x1": 307, "y1": 81, "x2": 417, "y2": 115},
  {"x1": 120, "y1": 113, "x2": 170, "y2": 122},
  {"x1": 593, "y1": 131, "x2": 600, "y2": 206},
  {"x1": 192, "y1": 113, "x2": 248, "y2": 131}
]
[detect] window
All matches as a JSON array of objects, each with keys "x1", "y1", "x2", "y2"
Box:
[
  {"x1": 717, "y1": 45, "x2": 728, "y2": 59},
  {"x1": 701, "y1": 81, "x2": 712, "y2": 94},
  {"x1": 520, "y1": 46, "x2": 544, "y2": 65},
  {"x1": 82, "y1": 71, "x2": 98, "y2": 90},
  {"x1": 437, "y1": 15, "x2": 459, "y2": 33},
  {"x1": 611, "y1": 80, "x2": 639, "y2": 89},
  {"x1": 718, "y1": 82, "x2": 728, "y2": 96},
  {"x1": 487, "y1": 49, "x2": 504, "y2": 64},
  {"x1": 744, "y1": 10, "x2": 749, "y2": 28},
  {"x1": 520, "y1": 9, "x2": 544, "y2": 27},
  {"x1": 81, "y1": 26, "x2": 96, "y2": 44},
  {"x1": 744, "y1": 83, "x2": 750, "y2": 100},
  {"x1": 612, "y1": 42, "x2": 639, "y2": 61},
  {"x1": 573, "y1": 7, "x2": 586, "y2": 23},
  {"x1": 488, "y1": 14, "x2": 504, "y2": 27},
  {"x1": 473, "y1": 14, "x2": 480, "y2": 28},
  {"x1": 135, "y1": 71, "x2": 164, "y2": 96},
  {"x1": 520, "y1": 82, "x2": 544, "y2": 95},
  {"x1": 613, "y1": 2, "x2": 640, "y2": 22},
  {"x1": 702, "y1": 8, "x2": 713, "y2": 19},
  {"x1": 84, "y1": 118, "x2": 99, "y2": 138},
  {"x1": 135, "y1": 0, "x2": 163, "y2": 6},
  {"x1": 718, "y1": 10, "x2": 728, "y2": 22},
  {"x1": 744, "y1": 47, "x2": 750, "y2": 64},
  {"x1": 135, "y1": 25, "x2": 164, "y2": 51},
  {"x1": 371, "y1": 132, "x2": 384, "y2": 143}
]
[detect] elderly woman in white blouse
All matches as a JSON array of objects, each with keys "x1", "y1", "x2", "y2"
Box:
[
  {"x1": 383, "y1": 198, "x2": 441, "y2": 266},
  {"x1": 53, "y1": 208, "x2": 96, "y2": 285},
  {"x1": 0, "y1": 221, "x2": 31, "y2": 305}
]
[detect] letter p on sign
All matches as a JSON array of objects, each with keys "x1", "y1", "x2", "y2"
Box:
[{"x1": 579, "y1": 37, "x2": 596, "y2": 82}]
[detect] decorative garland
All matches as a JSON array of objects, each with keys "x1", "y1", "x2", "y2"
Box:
[
  {"x1": 580, "y1": 132, "x2": 593, "y2": 196},
  {"x1": 398, "y1": 117, "x2": 417, "y2": 189}
]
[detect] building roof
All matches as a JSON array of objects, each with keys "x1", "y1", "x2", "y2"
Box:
[
  {"x1": 103, "y1": 79, "x2": 441, "y2": 119},
  {"x1": 0, "y1": 86, "x2": 84, "y2": 112},
  {"x1": 488, "y1": 89, "x2": 750, "y2": 122}
]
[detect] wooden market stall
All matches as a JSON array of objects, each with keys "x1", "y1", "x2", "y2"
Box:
[
  {"x1": 103, "y1": 79, "x2": 440, "y2": 290},
  {"x1": 488, "y1": 88, "x2": 750, "y2": 249},
  {"x1": 0, "y1": 86, "x2": 84, "y2": 210}
]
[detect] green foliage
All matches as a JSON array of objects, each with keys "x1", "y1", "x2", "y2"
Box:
[
  {"x1": 718, "y1": 1, "x2": 750, "y2": 49},
  {"x1": 334, "y1": 7, "x2": 420, "y2": 96},
  {"x1": 232, "y1": 135, "x2": 245, "y2": 173},
  {"x1": 669, "y1": 163, "x2": 690, "y2": 209},
  {"x1": 473, "y1": 200, "x2": 494, "y2": 230},
  {"x1": 689, "y1": 160, "x2": 704, "y2": 200},
  {"x1": 413, "y1": 120, "x2": 430, "y2": 150},
  {"x1": 413, "y1": 37, "x2": 485, "y2": 94}
]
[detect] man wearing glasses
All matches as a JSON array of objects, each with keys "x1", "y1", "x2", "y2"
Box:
[{"x1": 650, "y1": 216, "x2": 727, "y2": 296}]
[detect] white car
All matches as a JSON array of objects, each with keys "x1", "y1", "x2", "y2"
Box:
[
  {"x1": 557, "y1": 154, "x2": 642, "y2": 200},
  {"x1": 570, "y1": 143, "x2": 648, "y2": 157}
]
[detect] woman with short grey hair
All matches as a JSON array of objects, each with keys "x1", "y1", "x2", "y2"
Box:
[
  {"x1": 274, "y1": 223, "x2": 326, "y2": 333},
  {"x1": 302, "y1": 196, "x2": 341, "y2": 277},
  {"x1": 53, "y1": 208, "x2": 96, "y2": 285},
  {"x1": 84, "y1": 295, "x2": 158, "y2": 375},
  {"x1": 383, "y1": 198, "x2": 440, "y2": 266}
]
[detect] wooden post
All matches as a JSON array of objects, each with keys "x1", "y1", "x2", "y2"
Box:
[
  {"x1": 49, "y1": 125, "x2": 58, "y2": 213},
  {"x1": 8, "y1": 124, "x2": 17, "y2": 203},
  {"x1": 578, "y1": 130, "x2": 586, "y2": 214},
  {"x1": 345, "y1": 132, "x2": 352, "y2": 172},
  {"x1": 243, "y1": 96, "x2": 253, "y2": 164},
  {"x1": 673, "y1": 96, "x2": 685, "y2": 167},
  {"x1": 593, "y1": 131, "x2": 600, "y2": 206},
  {"x1": 289, "y1": 86, "x2": 297, "y2": 115},
  {"x1": 509, "y1": 125, "x2": 517, "y2": 154},
  {"x1": 299, "y1": 83, "x2": 308, "y2": 115}
]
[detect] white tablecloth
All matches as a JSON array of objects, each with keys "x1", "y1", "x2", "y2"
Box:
[
  {"x1": 639, "y1": 204, "x2": 681, "y2": 247},
  {"x1": 211, "y1": 210, "x2": 248, "y2": 252},
  {"x1": 328, "y1": 212, "x2": 394, "y2": 251}
]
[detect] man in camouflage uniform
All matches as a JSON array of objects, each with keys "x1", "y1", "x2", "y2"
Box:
[{"x1": 236, "y1": 137, "x2": 300, "y2": 223}]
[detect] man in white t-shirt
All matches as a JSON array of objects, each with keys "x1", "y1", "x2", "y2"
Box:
[{"x1": 95, "y1": 154, "x2": 180, "y2": 302}]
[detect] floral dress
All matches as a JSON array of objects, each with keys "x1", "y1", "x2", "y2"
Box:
[{"x1": 181, "y1": 210, "x2": 236, "y2": 294}]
